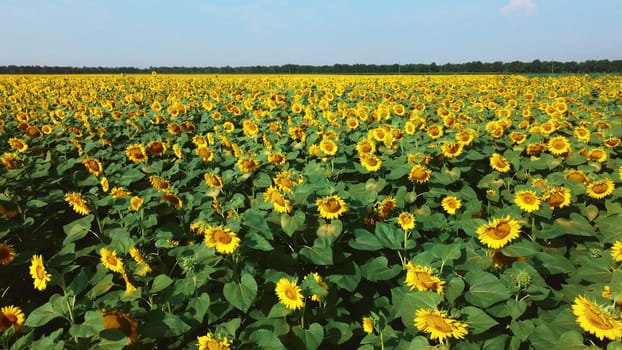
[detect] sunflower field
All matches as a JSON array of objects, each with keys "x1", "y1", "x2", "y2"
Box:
[{"x1": 1, "y1": 73, "x2": 622, "y2": 349}]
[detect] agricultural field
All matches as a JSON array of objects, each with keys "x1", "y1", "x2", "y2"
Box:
[{"x1": 1, "y1": 73, "x2": 622, "y2": 349}]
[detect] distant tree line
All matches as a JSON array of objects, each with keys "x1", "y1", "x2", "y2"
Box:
[{"x1": 1, "y1": 59, "x2": 622, "y2": 74}]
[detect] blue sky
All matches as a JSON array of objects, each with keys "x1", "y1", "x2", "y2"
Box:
[{"x1": 1, "y1": 0, "x2": 620, "y2": 67}]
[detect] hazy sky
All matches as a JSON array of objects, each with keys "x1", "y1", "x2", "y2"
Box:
[{"x1": 1, "y1": 0, "x2": 620, "y2": 67}]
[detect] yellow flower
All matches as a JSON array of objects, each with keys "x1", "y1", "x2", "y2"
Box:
[
  {"x1": 1, "y1": 152, "x2": 22, "y2": 169},
  {"x1": 197, "y1": 332, "x2": 230, "y2": 350},
  {"x1": 398, "y1": 212, "x2": 416, "y2": 231},
  {"x1": 29, "y1": 254, "x2": 52, "y2": 291},
  {"x1": 8, "y1": 137, "x2": 28, "y2": 153},
  {"x1": 572, "y1": 295, "x2": 622, "y2": 340},
  {"x1": 440, "y1": 142, "x2": 463, "y2": 158},
  {"x1": 611, "y1": 241, "x2": 622, "y2": 262},
  {"x1": 82, "y1": 158, "x2": 103, "y2": 177},
  {"x1": 514, "y1": 190, "x2": 541, "y2": 213},
  {"x1": 586, "y1": 178, "x2": 615, "y2": 199},
  {"x1": 196, "y1": 146, "x2": 215, "y2": 163},
  {"x1": 319, "y1": 138, "x2": 338, "y2": 156},
  {"x1": 263, "y1": 186, "x2": 292, "y2": 214},
  {"x1": 100, "y1": 247, "x2": 125, "y2": 274},
  {"x1": 0, "y1": 243, "x2": 16, "y2": 265},
  {"x1": 356, "y1": 139, "x2": 376, "y2": 156},
  {"x1": 129, "y1": 196, "x2": 143, "y2": 211},
  {"x1": 204, "y1": 173, "x2": 224, "y2": 189},
  {"x1": 268, "y1": 152, "x2": 287, "y2": 165},
  {"x1": 543, "y1": 187, "x2": 571, "y2": 209},
  {"x1": 408, "y1": 164, "x2": 432, "y2": 184},
  {"x1": 0, "y1": 305, "x2": 26, "y2": 332},
  {"x1": 64, "y1": 192, "x2": 90, "y2": 216},
  {"x1": 359, "y1": 154, "x2": 382, "y2": 172},
  {"x1": 405, "y1": 263, "x2": 445, "y2": 294},
  {"x1": 304, "y1": 272, "x2": 329, "y2": 302},
  {"x1": 149, "y1": 175, "x2": 171, "y2": 191},
  {"x1": 362, "y1": 317, "x2": 374, "y2": 334},
  {"x1": 125, "y1": 143, "x2": 148, "y2": 163},
  {"x1": 548, "y1": 136, "x2": 571, "y2": 156},
  {"x1": 426, "y1": 124, "x2": 444, "y2": 139},
  {"x1": 111, "y1": 187, "x2": 131, "y2": 198},
  {"x1": 316, "y1": 195, "x2": 347, "y2": 220},
  {"x1": 146, "y1": 140, "x2": 167, "y2": 157},
  {"x1": 441, "y1": 196, "x2": 462, "y2": 215},
  {"x1": 586, "y1": 148, "x2": 607, "y2": 163},
  {"x1": 414, "y1": 309, "x2": 468, "y2": 344},
  {"x1": 237, "y1": 157, "x2": 260, "y2": 173},
  {"x1": 204, "y1": 225, "x2": 240, "y2": 255},
  {"x1": 275, "y1": 277, "x2": 304, "y2": 310},
  {"x1": 102, "y1": 310, "x2": 138, "y2": 345},
  {"x1": 489, "y1": 153, "x2": 511, "y2": 173},
  {"x1": 476, "y1": 216, "x2": 521, "y2": 249},
  {"x1": 100, "y1": 176, "x2": 110, "y2": 192},
  {"x1": 162, "y1": 191, "x2": 183, "y2": 208}
]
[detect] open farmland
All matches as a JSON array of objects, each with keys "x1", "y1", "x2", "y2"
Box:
[{"x1": 2, "y1": 73, "x2": 622, "y2": 349}]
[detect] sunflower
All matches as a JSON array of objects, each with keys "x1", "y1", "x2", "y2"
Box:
[
  {"x1": 362, "y1": 317, "x2": 374, "y2": 334},
  {"x1": 378, "y1": 196, "x2": 397, "y2": 218},
  {"x1": 64, "y1": 192, "x2": 90, "y2": 216},
  {"x1": 611, "y1": 241, "x2": 622, "y2": 262},
  {"x1": 100, "y1": 177, "x2": 109, "y2": 192},
  {"x1": 604, "y1": 137, "x2": 621, "y2": 148},
  {"x1": 574, "y1": 126, "x2": 591, "y2": 142},
  {"x1": 111, "y1": 187, "x2": 131, "y2": 198},
  {"x1": 129, "y1": 196, "x2": 143, "y2": 211},
  {"x1": 161, "y1": 191, "x2": 183, "y2": 208},
  {"x1": 414, "y1": 309, "x2": 468, "y2": 344},
  {"x1": 476, "y1": 216, "x2": 521, "y2": 249},
  {"x1": 125, "y1": 144, "x2": 148, "y2": 163},
  {"x1": 237, "y1": 157, "x2": 260, "y2": 173},
  {"x1": 572, "y1": 295, "x2": 622, "y2": 340},
  {"x1": 263, "y1": 186, "x2": 292, "y2": 214},
  {"x1": 1, "y1": 152, "x2": 22, "y2": 169},
  {"x1": 29, "y1": 255, "x2": 51, "y2": 291},
  {"x1": 268, "y1": 152, "x2": 287, "y2": 165},
  {"x1": 0, "y1": 243, "x2": 16, "y2": 265},
  {"x1": 316, "y1": 195, "x2": 347, "y2": 220},
  {"x1": 100, "y1": 247, "x2": 125, "y2": 274},
  {"x1": 440, "y1": 142, "x2": 463, "y2": 159},
  {"x1": 398, "y1": 212, "x2": 416, "y2": 231},
  {"x1": 526, "y1": 142, "x2": 547, "y2": 156},
  {"x1": 0, "y1": 305, "x2": 25, "y2": 332},
  {"x1": 273, "y1": 170, "x2": 303, "y2": 192},
  {"x1": 149, "y1": 175, "x2": 171, "y2": 191},
  {"x1": 204, "y1": 225, "x2": 240, "y2": 254},
  {"x1": 242, "y1": 119, "x2": 259, "y2": 138},
  {"x1": 8, "y1": 137, "x2": 28, "y2": 153},
  {"x1": 441, "y1": 196, "x2": 462, "y2": 215},
  {"x1": 173, "y1": 144, "x2": 183, "y2": 159},
  {"x1": 319, "y1": 138, "x2": 338, "y2": 156},
  {"x1": 455, "y1": 129, "x2": 476, "y2": 146},
  {"x1": 565, "y1": 169, "x2": 589, "y2": 184},
  {"x1": 543, "y1": 187, "x2": 571, "y2": 209},
  {"x1": 489, "y1": 153, "x2": 511, "y2": 173},
  {"x1": 514, "y1": 190, "x2": 541, "y2": 213},
  {"x1": 426, "y1": 125, "x2": 444, "y2": 139},
  {"x1": 275, "y1": 277, "x2": 304, "y2": 310},
  {"x1": 408, "y1": 164, "x2": 432, "y2": 184},
  {"x1": 509, "y1": 132, "x2": 527, "y2": 144},
  {"x1": 586, "y1": 148, "x2": 607, "y2": 163},
  {"x1": 146, "y1": 140, "x2": 167, "y2": 157},
  {"x1": 360, "y1": 154, "x2": 382, "y2": 172},
  {"x1": 129, "y1": 247, "x2": 151, "y2": 275},
  {"x1": 356, "y1": 139, "x2": 376, "y2": 156},
  {"x1": 196, "y1": 146, "x2": 215, "y2": 163},
  {"x1": 151, "y1": 100, "x2": 163, "y2": 112},
  {"x1": 586, "y1": 178, "x2": 615, "y2": 199},
  {"x1": 82, "y1": 158, "x2": 103, "y2": 177},
  {"x1": 102, "y1": 310, "x2": 139, "y2": 345},
  {"x1": 197, "y1": 332, "x2": 230, "y2": 350},
  {"x1": 405, "y1": 263, "x2": 445, "y2": 294},
  {"x1": 204, "y1": 173, "x2": 224, "y2": 189},
  {"x1": 548, "y1": 136, "x2": 571, "y2": 156},
  {"x1": 304, "y1": 272, "x2": 329, "y2": 302}
]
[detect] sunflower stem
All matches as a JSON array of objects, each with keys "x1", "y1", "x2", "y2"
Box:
[{"x1": 379, "y1": 330, "x2": 385, "y2": 350}]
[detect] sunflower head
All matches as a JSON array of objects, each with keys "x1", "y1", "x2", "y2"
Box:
[
  {"x1": 316, "y1": 195, "x2": 347, "y2": 220},
  {"x1": 0, "y1": 243, "x2": 16, "y2": 265},
  {"x1": 572, "y1": 295, "x2": 622, "y2": 340},
  {"x1": 275, "y1": 277, "x2": 304, "y2": 310},
  {"x1": 414, "y1": 308, "x2": 468, "y2": 344},
  {"x1": 204, "y1": 225, "x2": 240, "y2": 255},
  {"x1": 29, "y1": 254, "x2": 52, "y2": 291},
  {"x1": 514, "y1": 190, "x2": 541, "y2": 213},
  {"x1": 102, "y1": 310, "x2": 139, "y2": 345},
  {"x1": 125, "y1": 144, "x2": 148, "y2": 163},
  {"x1": 441, "y1": 196, "x2": 462, "y2": 215},
  {"x1": 476, "y1": 216, "x2": 521, "y2": 249},
  {"x1": 0, "y1": 305, "x2": 26, "y2": 332}
]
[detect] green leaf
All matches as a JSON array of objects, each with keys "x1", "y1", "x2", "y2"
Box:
[
  {"x1": 281, "y1": 210, "x2": 305, "y2": 237},
  {"x1": 325, "y1": 321, "x2": 353, "y2": 346},
  {"x1": 361, "y1": 256, "x2": 401, "y2": 282},
  {"x1": 140, "y1": 310, "x2": 191, "y2": 338},
  {"x1": 465, "y1": 270, "x2": 511, "y2": 308},
  {"x1": 108, "y1": 228, "x2": 132, "y2": 253},
  {"x1": 223, "y1": 273, "x2": 257, "y2": 312},
  {"x1": 24, "y1": 294, "x2": 67, "y2": 327},
  {"x1": 554, "y1": 331, "x2": 586, "y2": 350},
  {"x1": 245, "y1": 232, "x2": 274, "y2": 251},
  {"x1": 250, "y1": 329, "x2": 287, "y2": 349},
  {"x1": 500, "y1": 239, "x2": 540, "y2": 257},
  {"x1": 385, "y1": 163, "x2": 411, "y2": 180},
  {"x1": 349, "y1": 228, "x2": 383, "y2": 251},
  {"x1": 88, "y1": 274, "x2": 114, "y2": 298},
  {"x1": 391, "y1": 287, "x2": 442, "y2": 328},
  {"x1": 445, "y1": 277, "x2": 465, "y2": 305},
  {"x1": 151, "y1": 274, "x2": 174, "y2": 293},
  {"x1": 299, "y1": 245, "x2": 333, "y2": 265},
  {"x1": 69, "y1": 310, "x2": 103, "y2": 338},
  {"x1": 67, "y1": 268, "x2": 90, "y2": 296},
  {"x1": 189, "y1": 293, "x2": 211, "y2": 323},
  {"x1": 27, "y1": 199, "x2": 48, "y2": 208},
  {"x1": 267, "y1": 302, "x2": 293, "y2": 318},
  {"x1": 610, "y1": 269, "x2": 622, "y2": 302},
  {"x1": 63, "y1": 215, "x2": 94, "y2": 244},
  {"x1": 241, "y1": 209, "x2": 272, "y2": 239},
  {"x1": 510, "y1": 319, "x2": 535, "y2": 341},
  {"x1": 292, "y1": 323, "x2": 325, "y2": 350},
  {"x1": 375, "y1": 222, "x2": 402, "y2": 250},
  {"x1": 462, "y1": 306, "x2": 498, "y2": 334}
]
